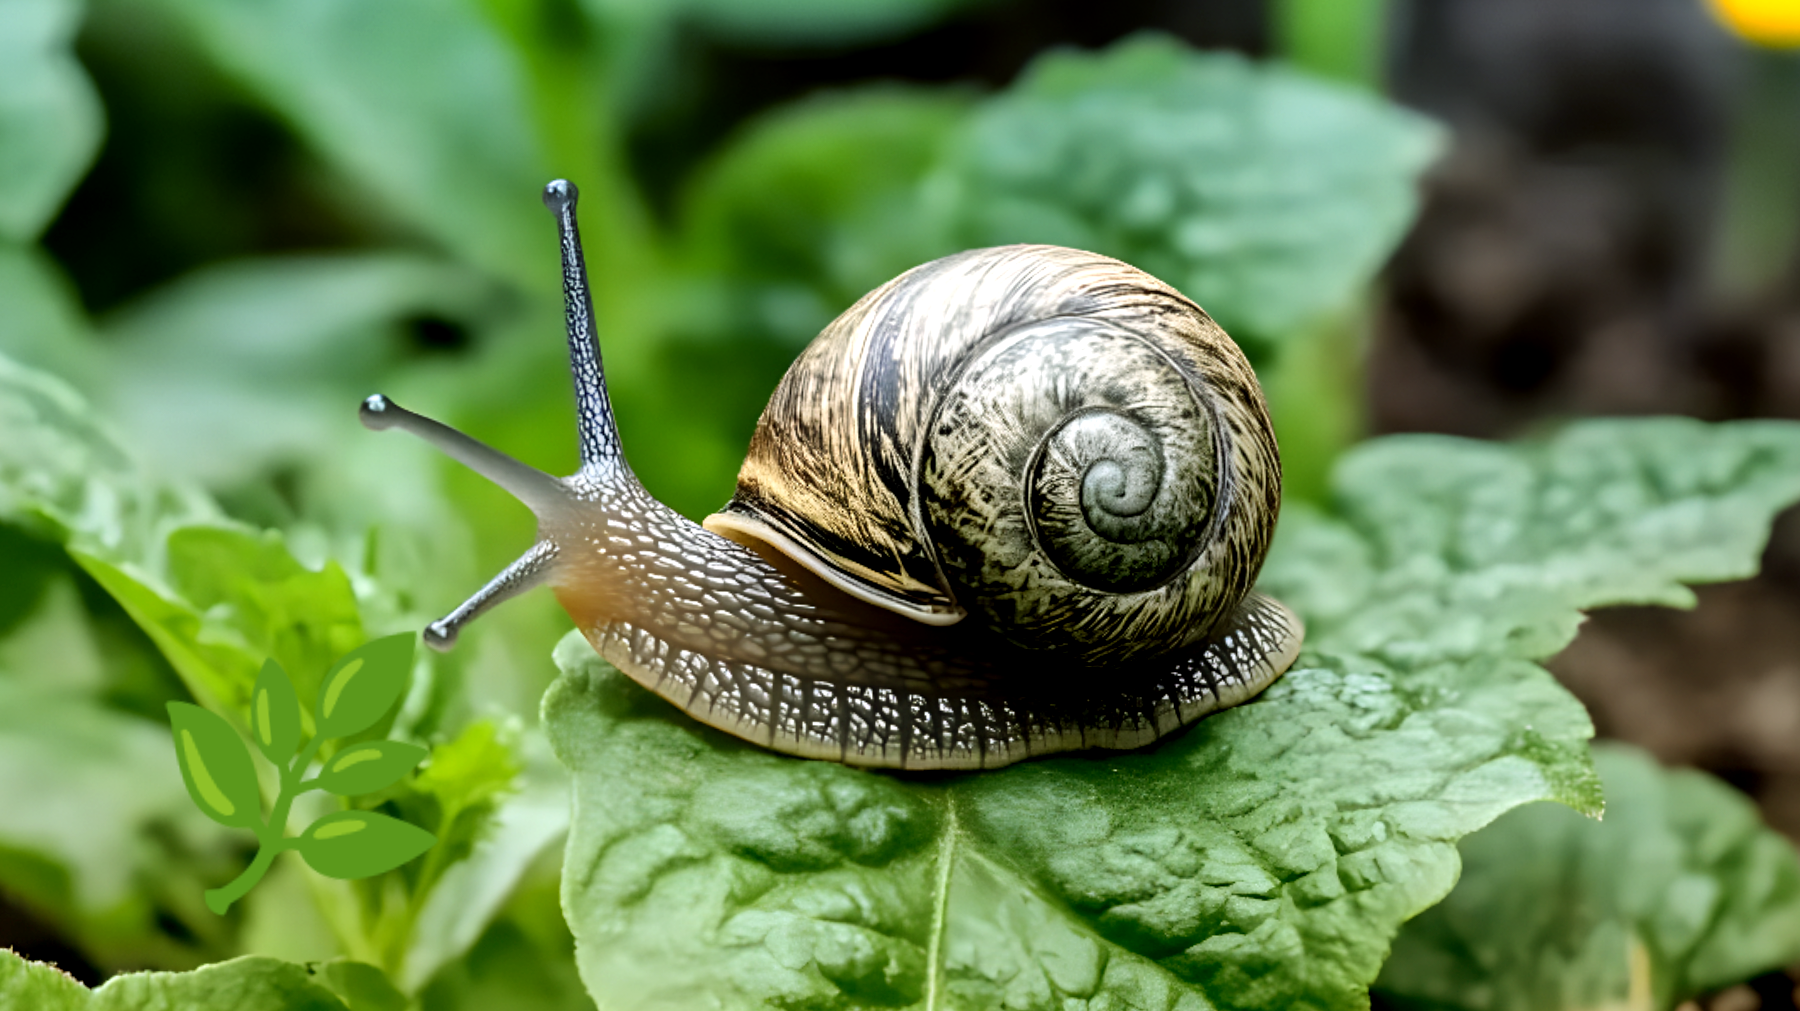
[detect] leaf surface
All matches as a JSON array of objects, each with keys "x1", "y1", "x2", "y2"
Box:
[
  {"x1": 545, "y1": 418, "x2": 1800, "y2": 1011},
  {"x1": 0, "y1": 949, "x2": 351, "y2": 1010},
  {"x1": 75, "y1": 527, "x2": 366, "y2": 722},
  {"x1": 934, "y1": 34, "x2": 1443, "y2": 343},
  {"x1": 1377, "y1": 742, "x2": 1800, "y2": 1011},
  {"x1": 1261, "y1": 418, "x2": 1800, "y2": 664}
]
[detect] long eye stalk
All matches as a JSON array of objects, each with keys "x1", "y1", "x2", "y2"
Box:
[
  {"x1": 360, "y1": 179, "x2": 626, "y2": 651},
  {"x1": 543, "y1": 180, "x2": 627, "y2": 477}
]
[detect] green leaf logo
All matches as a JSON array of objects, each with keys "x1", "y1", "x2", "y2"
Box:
[
  {"x1": 315, "y1": 634, "x2": 414, "y2": 739},
  {"x1": 167, "y1": 702, "x2": 264, "y2": 830},
  {"x1": 168, "y1": 634, "x2": 436, "y2": 915},
  {"x1": 251, "y1": 658, "x2": 303, "y2": 765},
  {"x1": 296, "y1": 811, "x2": 437, "y2": 879},
  {"x1": 316, "y1": 740, "x2": 428, "y2": 796}
]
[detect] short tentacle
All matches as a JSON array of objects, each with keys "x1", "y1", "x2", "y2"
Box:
[{"x1": 423, "y1": 540, "x2": 562, "y2": 651}]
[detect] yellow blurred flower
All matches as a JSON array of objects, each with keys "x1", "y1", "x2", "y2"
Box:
[{"x1": 1708, "y1": 0, "x2": 1800, "y2": 47}]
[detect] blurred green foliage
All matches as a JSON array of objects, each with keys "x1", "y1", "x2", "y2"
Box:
[{"x1": 6, "y1": 1, "x2": 1797, "y2": 1009}]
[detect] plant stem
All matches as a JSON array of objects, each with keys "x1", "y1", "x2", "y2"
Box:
[
  {"x1": 203, "y1": 735, "x2": 328, "y2": 915},
  {"x1": 204, "y1": 840, "x2": 281, "y2": 915},
  {"x1": 1273, "y1": 0, "x2": 1391, "y2": 90}
]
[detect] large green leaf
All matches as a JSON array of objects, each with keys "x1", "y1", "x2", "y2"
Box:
[
  {"x1": 549, "y1": 645, "x2": 1591, "y2": 1011},
  {"x1": 100, "y1": 254, "x2": 492, "y2": 486},
  {"x1": 152, "y1": 0, "x2": 551, "y2": 289},
  {"x1": 544, "y1": 418, "x2": 1800, "y2": 1011},
  {"x1": 934, "y1": 34, "x2": 1442, "y2": 344},
  {"x1": 1260, "y1": 418, "x2": 1800, "y2": 664},
  {"x1": 0, "y1": 949, "x2": 350, "y2": 1010},
  {"x1": 0, "y1": 0, "x2": 104, "y2": 242},
  {"x1": 1377, "y1": 742, "x2": 1800, "y2": 1011}
]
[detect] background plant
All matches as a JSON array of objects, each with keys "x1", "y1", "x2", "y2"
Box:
[{"x1": 3, "y1": 1, "x2": 1799, "y2": 1010}]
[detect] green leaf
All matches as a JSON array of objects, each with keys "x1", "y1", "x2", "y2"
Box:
[
  {"x1": 0, "y1": 245, "x2": 100, "y2": 387},
  {"x1": 100, "y1": 254, "x2": 492, "y2": 486},
  {"x1": 935, "y1": 34, "x2": 1443, "y2": 343},
  {"x1": 401, "y1": 725, "x2": 564, "y2": 991},
  {"x1": 544, "y1": 418, "x2": 1800, "y2": 1011},
  {"x1": 0, "y1": 0, "x2": 104, "y2": 242},
  {"x1": 549, "y1": 641, "x2": 1595, "y2": 1011},
  {"x1": 1377, "y1": 742, "x2": 1800, "y2": 1011},
  {"x1": 675, "y1": 0, "x2": 979, "y2": 46},
  {"x1": 678, "y1": 86, "x2": 972, "y2": 344},
  {"x1": 253, "y1": 659, "x2": 304, "y2": 767},
  {"x1": 295, "y1": 810, "x2": 436, "y2": 880},
  {"x1": 0, "y1": 353, "x2": 213, "y2": 561},
  {"x1": 414, "y1": 878, "x2": 594, "y2": 1011},
  {"x1": 166, "y1": 701, "x2": 265, "y2": 831},
  {"x1": 314, "y1": 634, "x2": 415, "y2": 740},
  {"x1": 0, "y1": 355, "x2": 366, "y2": 725},
  {"x1": 75, "y1": 525, "x2": 366, "y2": 722},
  {"x1": 412, "y1": 718, "x2": 521, "y2": 821},
  {"x1": 0, "y1": 948, "x2": 352, "y2": 1010},
  {"x1": 315, "y1": 740, "x2": 428, "y2": 796},
  {"x1": 1260, "y1": 418, "x2": 1800, "y2": 666},
  {"x1": 153, "y1": 0, "x2": 551, "y2": 289},
  {"x1": 316, "y1": 960, "x2": 407, "y2": 1011}
]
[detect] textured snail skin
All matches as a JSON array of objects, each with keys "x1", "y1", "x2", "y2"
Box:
[
  {"x1": 361, "y1": 180, "x2": 1304, "y2": 771},
  {"x1": 546, "y1": 465, "x2": 1300, "y2": 770}
]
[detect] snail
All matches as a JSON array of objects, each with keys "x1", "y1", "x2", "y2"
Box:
[{"x1": 360, "y1": 180, "x2": 1303, "y2": 771}]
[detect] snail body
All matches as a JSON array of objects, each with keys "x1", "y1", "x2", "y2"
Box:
[{"x1": 361, "y1": 181, "x2": 1302, "y2": 770}]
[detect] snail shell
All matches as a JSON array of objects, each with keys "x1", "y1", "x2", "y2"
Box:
[
  {"x1": 360, "y1": 181, "x2": 1302, "y2": 771},
  {"x1": 708, "y1": 245, "x2": 1281, "y2": 670}
]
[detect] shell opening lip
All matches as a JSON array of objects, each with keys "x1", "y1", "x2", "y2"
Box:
[{"x1": 702, "y1": 511, "x2": 967, "y2": 626}]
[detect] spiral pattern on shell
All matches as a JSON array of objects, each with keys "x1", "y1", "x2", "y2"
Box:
[{"x1": 710, "y1": 244, "x2": 1281, "y2": 668}]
